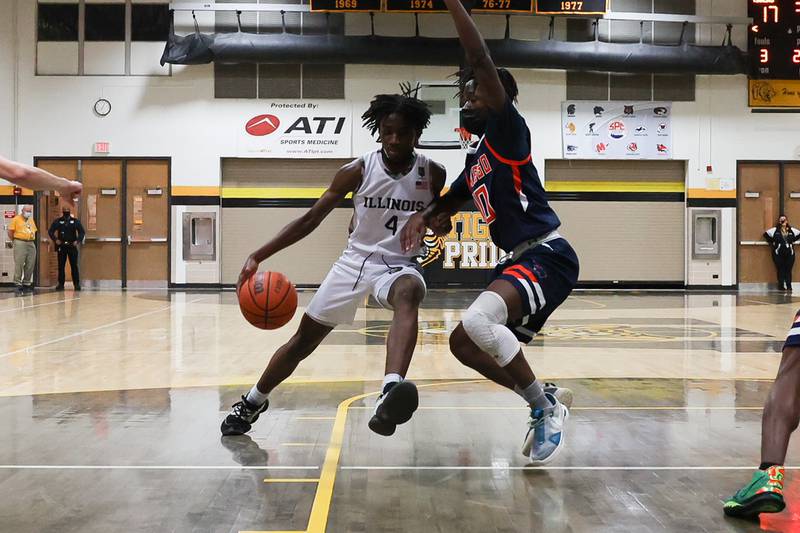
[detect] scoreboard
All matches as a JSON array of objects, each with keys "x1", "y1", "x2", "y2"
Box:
[
  {"x1": 748, "y1": 0, "x2": 800, "y2": 79},
  {"x1": 312, "y1": 0, "x2": 608, "y2": 13}
]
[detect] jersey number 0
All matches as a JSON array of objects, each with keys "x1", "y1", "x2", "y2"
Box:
[{"x1": 472, "y1": 184, "x2": 496, "y2": 224}]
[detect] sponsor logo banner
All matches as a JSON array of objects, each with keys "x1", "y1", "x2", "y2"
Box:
[
  {"x1": 238, "y1": 101, "x2": 353, "y2": 158},
  {"x1": 562, "y1": 101, "x2": 672, "y2": 160},
  {"x1": 749, "y1": 80, "x2": 800, "y2": 108}
]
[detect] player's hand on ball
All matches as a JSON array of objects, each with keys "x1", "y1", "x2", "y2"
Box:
[
  {"x1": 237, "y1": 255, "x2": 259, "y2": 291},
  {"x1": 401, "y1": 213, "x2": 427, "y2": 253},
  {"x1": 429, "y1": 212, "x2": 453, "y2": 236}
]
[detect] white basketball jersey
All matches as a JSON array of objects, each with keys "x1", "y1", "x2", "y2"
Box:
[{"x1": 346, "y1": 150, "x2": 435, "y2": 260}]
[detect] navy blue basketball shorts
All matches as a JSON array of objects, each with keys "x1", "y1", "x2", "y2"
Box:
[{"x1": 490, "y1": 238, "x2": 579, "y2": 343}]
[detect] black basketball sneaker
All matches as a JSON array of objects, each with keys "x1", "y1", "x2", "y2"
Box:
[
  {"x1": 368, "y1": 381, "x2": 419, "y2": 437},
  {"x1": 220, "y1": 396, "x2": 270, "y2": 436}
]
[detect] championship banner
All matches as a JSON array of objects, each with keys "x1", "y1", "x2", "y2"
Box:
[
  {"x1": 238, "y1": 101, "x2": 353, "y2": 158},
  {"x1": 419, "y1": 208, "x2": 502, "y2": 288},
  {"x1": 749, "y1": 80, "x2": 800, "y2": 108},
  {"x1": 561, "y1": 101, "x2": 672, "y2": 159}
]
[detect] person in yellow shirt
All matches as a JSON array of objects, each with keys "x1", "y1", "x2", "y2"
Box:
[{"x1": 7, "y1": 205, "x2": 37, "y2": 295}]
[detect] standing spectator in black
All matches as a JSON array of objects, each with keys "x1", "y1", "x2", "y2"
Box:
[
  {"x1": 48, "y1": 207, "x2": 85, "y2": 291},
  {"x1": 766, "y1": 215, "x2": 800, "y2": 292}
]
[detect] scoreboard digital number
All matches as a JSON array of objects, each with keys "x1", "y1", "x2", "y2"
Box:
[
  {"x1": 534, "y1": 0, "x2": 607, "y2": 15},
  {"x1": 748, "y1": 0, "x2": 800, "y2": 79},
  {"x1": 310, "y1": 0, "x2": 381, "y2": 11}
]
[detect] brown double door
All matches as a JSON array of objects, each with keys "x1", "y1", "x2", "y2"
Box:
[
  {"x1": 738, "y1": 162, "x2": 800, "y2": 286},
  {"x1": 35, "y1": 158, "x2": 169, "y2": 289}
]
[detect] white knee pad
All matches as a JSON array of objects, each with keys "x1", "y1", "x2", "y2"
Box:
[{"x1": 462, "y1": 291, "x2": 521, "y2": 367}]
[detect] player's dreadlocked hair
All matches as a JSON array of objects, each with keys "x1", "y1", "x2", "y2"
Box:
[
  {"x1": 361, "y1": 86, "x2": 432, "y2": 137},
  {"x1": 455, "y1": 67, "x2": 519, "y2": 103}
]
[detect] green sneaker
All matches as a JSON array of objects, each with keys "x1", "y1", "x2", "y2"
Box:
[{"x1": 723, "y1": 466, "x2": 786, "y2": 520}]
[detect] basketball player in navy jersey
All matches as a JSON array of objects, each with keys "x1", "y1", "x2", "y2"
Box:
[
  {"x1": 402, "y1": 0, "x2": 579, "y2": 463},
  {"x1": 222, "y1": 93, "x2": 449, "y2": 438}
]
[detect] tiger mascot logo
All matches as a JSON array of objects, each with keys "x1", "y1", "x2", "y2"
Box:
[
  {"x1": 751, "y1": 81, "x2": 777, "y2": 104},
  {"x1": 417, "y1": 230, "x2": 445, "y2": 267}
]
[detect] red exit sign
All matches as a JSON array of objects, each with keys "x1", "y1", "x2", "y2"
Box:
[{"x1": 93, "y1": 142, "x2": 110, "y2": 154}]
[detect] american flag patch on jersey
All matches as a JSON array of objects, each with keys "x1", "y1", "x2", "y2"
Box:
[
  {"x1": 785, "y1": 310, "x2": 800, "y2": 348},
  {"x1": 416, "y1": 166, "x2": 428, "y2": 190}
]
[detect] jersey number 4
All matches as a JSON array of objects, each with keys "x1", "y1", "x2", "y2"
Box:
[
  {"x1": 472, "y1": 184, "x2": 496, "y2": 224},
  {"x1": 385, "y1": 215, "x2": 398, "y2": 235}
]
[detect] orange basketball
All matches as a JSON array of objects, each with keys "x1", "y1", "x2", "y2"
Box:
[{"x1": 238, "y1": 271, "x2": 298, "y2": 330}]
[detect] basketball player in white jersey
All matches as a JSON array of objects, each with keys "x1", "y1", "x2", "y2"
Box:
[{"x1": 222, "y1": 93, "x2": 447, "y2": 437}]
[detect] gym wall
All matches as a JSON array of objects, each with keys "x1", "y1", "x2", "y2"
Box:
[
  {"x1": 546, "y1": 160, "x2": 686, "y2": 284},
  {"x1": 220, "y1": 158, "x2": 353, "y2": 286}
]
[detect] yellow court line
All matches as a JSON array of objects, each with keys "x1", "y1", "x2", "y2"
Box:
[
  {"x1": 307, "y1": 380, "x2": 487, "y2": 533},
  {"x1": 304, "y1": 389, "x2": 376, "y2": 533},
  {"x1": 245, "y1": 379, "x2": 486, "y2": 533},
  {"x1": 263, "y1": 479, "x2": 320, "y2": 483}
]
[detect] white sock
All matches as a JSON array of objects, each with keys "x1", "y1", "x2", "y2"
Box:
[
  {"x1": 245, "y1": 385, "x2": 269, "y2": 407},
  {"x1": 515, "y1": 380, "x2": 550, "y2": 410},
  {"x1": 381, "y1": 373, "x2": 403, "y2": 395}
]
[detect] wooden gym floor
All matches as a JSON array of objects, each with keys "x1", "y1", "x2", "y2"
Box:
[{"x1": 0, "y1": 288, "x2": 798, "y2": 532}]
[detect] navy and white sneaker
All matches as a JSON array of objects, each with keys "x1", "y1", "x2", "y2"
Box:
[
  {"x1": 544, "y1": 382, "x2": 573, "y2": 409},
  {"x1": 368, "y1": 381, "x2": 419, "y2": 437},
  {"x1": 521, "y1": 392, "x2": 569, "y2": 464},
  {"x1": 220, "y1": 396, "x2": 269, "y2": 436}
]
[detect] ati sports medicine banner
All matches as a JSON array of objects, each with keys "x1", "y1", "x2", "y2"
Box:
[
  {"x1": 238, "y1": 101, "x2": 353, "y2": 158},
  {"x1": 419, "y1": 209, "x2": 501, "y2": 288},
  {"x1": 562, "y1": 101, "x2": 672, "y2": 159}
]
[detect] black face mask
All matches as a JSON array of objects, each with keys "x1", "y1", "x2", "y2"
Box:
[
  {"x1": 460, "y1": 108, "x2": 487, "y2": 136},
  {"x1": 62, "y1": 211, "x2": 70, "y2": 218}
]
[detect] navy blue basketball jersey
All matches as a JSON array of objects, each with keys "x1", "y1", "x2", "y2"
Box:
[{"x1": 450, "y1": 99, "x2": 561, "y2": 252}]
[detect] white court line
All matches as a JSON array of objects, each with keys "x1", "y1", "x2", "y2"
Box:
[
  {"x1": 0, "y1": 296, "x2": 208, "y2": 360},
  {"x1": 0, "y1": 297, "x2": 81, "y2": 314},
  {"x1": 340, "y1": 466, "x2": 800, "y2": 471},
  {"x1": 0, "y1": 465, "x2": 319, "y2": 470}
]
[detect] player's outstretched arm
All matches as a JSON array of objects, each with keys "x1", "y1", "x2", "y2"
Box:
[
  {"x1": 0, "y1": 155, "x2": 83, "y2": 209},
  {"x1": 400, "y1": 191, "x2": 469, "y2": 253},
  {"x1": 237, "y1": 159, "x2": 363, "y2": 288},
  {"x1": 443, "y1": 0, "x2": 507, "y2": 113}
]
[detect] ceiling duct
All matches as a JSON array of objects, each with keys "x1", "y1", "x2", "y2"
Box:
[{"x1": 161, "y1": 15, "x2": 747, "y2": 75}]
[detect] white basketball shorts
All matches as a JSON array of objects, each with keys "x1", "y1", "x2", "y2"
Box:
[{"x1": 305, "y1": 251, "x2": 426, "y2": 327}]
